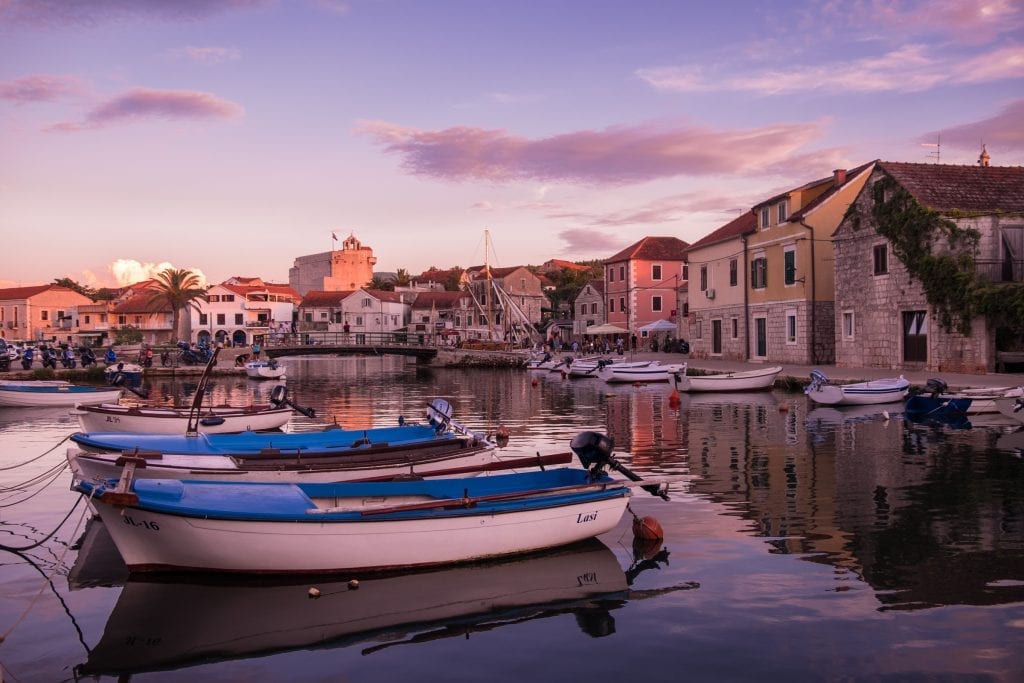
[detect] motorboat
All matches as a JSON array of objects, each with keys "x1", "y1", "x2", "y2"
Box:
[
  {"x1": 597, "y1": 360, "x2": 683, "y2": 383},
  {"x1": 804, "y1": 370, "x2": 909, "y2": 406},
  {"x1": 245, "y1": 359, "x2": 286, "y2": 380}
]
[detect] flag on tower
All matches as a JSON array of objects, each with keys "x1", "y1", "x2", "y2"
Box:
[{"x1": 332, "y1": 231, "x2": 338, "y2": 241}]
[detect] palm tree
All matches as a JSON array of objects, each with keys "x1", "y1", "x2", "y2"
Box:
[
  {"x1": 394, "y1": 268, "x2": 412, "y2": 288},
  {"x1": 146, "y1": 268, "x2": 208, "y2": 342}
]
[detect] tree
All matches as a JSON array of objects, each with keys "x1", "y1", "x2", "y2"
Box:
[
  {"x1": 52, "y1": 277, "x2": 95, "y2": 298},
  {"x1": 394, "y1": 268, "x2": 411, "y2": 287},
  {"x1": 146, "y1": 268, "x2": 208, "y2": 341},
  {"x1": 369, "y1": 276, "x2": 393, "y2": 291}
]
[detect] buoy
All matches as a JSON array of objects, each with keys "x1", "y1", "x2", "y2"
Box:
[
  {"x1": 308, "y1": 587, "x2": 321, "y2": 598},
  {"x1": 531, "y1": 377, "x2": 538, "y2": 387},
  {"x1": 779, "y1": 404, "x2": 789, "y2": 412},
  {"x1": 882, "y1": 410, "x2": 890, "y2": 421},
  {"x1": 668, "y1": 389, "x2": 680, "y2": 408},
  {"x1": 632, "y1": 515, "x2": 664, "y2": 541},
  {"x1": 348, "y1": 579, "x2": 360, "y2": 590},
  {"x1": 495, "y1": 424, "x2": 510, "y2": 440}
]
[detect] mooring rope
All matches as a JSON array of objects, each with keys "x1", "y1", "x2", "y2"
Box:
[
  {"x1": 0, "y1": 494, "x2": 92, "y2": 646},
  {"x1": 0, "y1": 433, "x2": 73, "y2": 471},
  {"x1": 0, "y1": 462, "x2": 70, "y2": 507},
  {"x1": 0, "y1": 460, "x2": 69, "y2": 499}
]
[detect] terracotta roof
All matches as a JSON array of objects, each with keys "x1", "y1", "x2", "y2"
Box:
[
  {"x1": 604, "y1": 236, "x2": 690, "y2": 264},
  {"x1": 0, "y1": 284, "x2": 53, "y2": 300},
  {"x1": 686, "y1": 212, "x2": 757, "y2": 252},
  {"x1": 221, "y1": 283, "x2": 301, "y2": 300},
  {"x1": 544, "y1": 259, "x2": 592, "y2": 272},
  {"x1": 300, "y1": 290, "x2": 354, "y2": 307},
  {"x1": 878, "y1": 161, "x2": 1024, "y2": 213},
  {"x1": 112, "y1": 295, "x2": 171, "y2": 314},
  {"x1": 364, "y1": 289, "x2": 408, "y2": 304},
  {"x1": 410, "y1": 291, "x2": 468, "y2": 309}
]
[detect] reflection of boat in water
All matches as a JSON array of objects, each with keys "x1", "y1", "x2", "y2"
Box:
[
  {"x1": 68, "y1": 516, "x2": 128, "y2": 590},
  {"x1": 806, "y1": 404, "x2": 898, "y2": 426},
  {"x1": 79, "y1": 539, "x2": 629, "y2": 676}
]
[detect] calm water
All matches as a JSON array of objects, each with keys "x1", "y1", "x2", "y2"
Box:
[{"x1": 2, "y1": 356, "x2": 1024, "y2": 681}]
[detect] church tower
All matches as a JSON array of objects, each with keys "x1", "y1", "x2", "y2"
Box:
[{"x1": 289, "y1": 232, "x2": 378, "y2": 296}]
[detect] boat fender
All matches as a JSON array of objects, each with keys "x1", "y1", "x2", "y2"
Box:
[
  {"x1": 632, "y1": 515, "x2": 664, "y2": 541},
  {"x1": 348, "y1": 579, "x2": 359, "y2": 590},
  {"x1": 200, "y1": 416, "x2": 226, "y2": 427},
  {"x1": 308, "y1": 587, "x2": 321, "y2": 599},
  {"x1": 668, "y1": 389, "x2": 680, "y2": 408}
]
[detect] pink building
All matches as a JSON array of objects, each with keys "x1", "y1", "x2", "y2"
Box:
[{"x1": 603, "y1": 236, "x2": 689, "y2": 342}]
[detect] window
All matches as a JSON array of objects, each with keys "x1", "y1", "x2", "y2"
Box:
[
  {"x1": 118, "y1": 315, "x2": 126, "y2": 325},
  {"x1": 304, "y1": 312, "x2": 312, "y2": 322},
  {"x1": 786, "y1": 311, "x2": 797, "y2": 344},
  {"x1": 223, "y1": 295, "x2": 235, "y2": 302},
  {"x1": 580, "y1": 304, "x2": 586, "y2": 315},
  {"x1": 362, "y1": 298, "x2": 372, "y2": 307},
  {"x1": 760, "y1": 206, "x2": 770, "y2": 229},
  {"x1": 199, "y1": 313, "x2": 208, "y2": 325},
  {"x1": 100, "y1": 314, "x2": 107, "y2": 323},
  {"x1": 731, "y1": 317, "x2": 738, "y2": 338},
  {"x1": 209, "y1": 295, "x2": 220, "y2": 302},
  {"x1": 842, "y1": 311, "x2": 855, "y2": 340},
  {"x1": 216, "y1": 314, "x2": 225, "y2": 325},
  {"x1": 784, "y1": 247, "x2": 796, "y2": 285},
  {"x1": 41, "y1": 310, "x2": 48, "y2": 321},
  {"x1": 84, "y1": 315, "x2": 91, "y2": 324},
  {"x1": 609, "y1": 298, "x2": 615, "y2": 313},
  {"x1": 777, "y1": 200, "x2": 788, "y2": 223},
  {"x1": 356, "y1": 315, "x2": 364, "y2": 326},
  {"x1": 652, "y1": 264, "x2": 662, "y2": 280},
  {"x1": 608, "y1": 267, "x2": 614, "y2": 283},
  {"x1": 134, "y1": 316, "x2": 142, "y2": 325},
  {"x1": 619, "y1": 297, "x2": 625, "y2": 313},
  {"x1": 590, "y1": 303, "x2": 597, "y2": 314},
  {"x1": 619, "y1": 266, "x2": 625, "y2": 280},
  {"x1": 652, "y1": 295, "x2": 662, "y2": 312},
  {"x1": 873, "y1": 244, "x2": 888, "y2": 275},
  {"x1": 696, "y1": 319, "x2": 703, "y2": 339},
  {"x1": 682, "y1": 263, "x2": 689, "y2": 280},
  {"x1": 700, "y1": 265, "x2": 708, "y2": 291},
  {"x1": 751, "y1": 256, "x2": 768, "y2": 289},
  {"x1": 730, "y1": 259, "x2": 737, "y2": 286},
  {"x1": 235, "y1": 314, "x2": 243, "y2": 325},
  {"x1": 682, "y1": 302, "x2": 689, "y2": 317}
]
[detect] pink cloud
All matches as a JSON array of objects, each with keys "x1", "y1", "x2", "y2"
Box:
[
  {"x1": 924, "y1": 99, "x2": 1024, "y2": 152},
  {"x1": 557, "y1": 229, "x2": 628, "y2": 255},
  {"x1": 0, "y1": 0, "x2": 268, "y2": 26},
  {"x1": 47, "y1": 87, "x2": 244, "y2": 131},
  {"x1": 357, "y1": 118, "x2": 826, "y2": 185},
  {"x1": 0, "y1": 74, "x2": 82, "y2": 104},
  {"x1": 638, "y1": 43, "x2": 1024, "y2": 95},
  {"x1": 837, "y1": 0, "x2": 1024, "y2": 44}
]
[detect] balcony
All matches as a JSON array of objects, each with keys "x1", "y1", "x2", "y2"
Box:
[{"x1": 976, "y1": 259, "x2": 1024, "y2": 283}]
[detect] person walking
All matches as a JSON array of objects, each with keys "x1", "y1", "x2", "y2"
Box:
[{"x1": 251, "y1": 340, "x2": 261, "y2": 360}]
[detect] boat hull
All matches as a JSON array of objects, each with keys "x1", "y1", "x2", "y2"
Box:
[
  {"x1": 598, "y1": 361, "x2": 683, "y2": 383},
  {"x1": 806, "y1": 378, "x2": 909, "y2": 406},
  {"x1": 75, "y1": 404, "x2": 293, "y2": 434},
  {"x1": 674, "y1": 366, "x2": 782, "y2": 392},
  {"x1": 86, "y1": 474, "x2": 630, "y2": 573},
  {"x1": 0, "y1": 384, "x2": 123, "y2": 407}
]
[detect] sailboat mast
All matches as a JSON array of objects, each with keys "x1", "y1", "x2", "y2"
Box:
[{"x1": 484, "y1": 229, "x2": 494, "y2": 341}]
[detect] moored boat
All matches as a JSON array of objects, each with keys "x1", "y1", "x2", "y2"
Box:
[
  {"x1": 672, "y1": 364, "x2": 782, "y2": 392},
  {"x1": 0, "y1": 381, "x2": 123, "y2": 407},
  {"x1": 598, "y1": 360, "x2": 683, "y2": 383},
  {"x1": 75, "y1": 402, "x2": 294, "y2": 434},
  {"x1": 565, "y1": 356, "x2": 614, "y2": 378},
  {"x1": 804, "y1": 370, "x2": 910, "y2": 406},
  {"x1": 244, "y1": 359, "x2": 286, "y2": 380}
]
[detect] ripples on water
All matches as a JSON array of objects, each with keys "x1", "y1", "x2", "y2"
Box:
[{"x1": 1, "y1": 356, "x2": 1024, "y2": 681}]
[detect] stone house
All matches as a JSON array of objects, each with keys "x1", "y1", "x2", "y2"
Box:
[
  {"x1": 744, "y1": 164, "x2": 873, "y2": 364},
  {"x1": 408, "y1": 290, "x2": 475, "y2": 344},
  {"x1": 833, "y1": 159, "x2": 1024, "y2": 372},
  {"x1": 685, "y1": 212, "x2": 757, "y2": 360},
  {"x1": 572, "y1": 279, "x2": 606, "y2": 337},
  {"x1": 603, "y1": 236, "x2": 689, "y2": 343},
  {"x1": 288, "y1": 232, "x2": 378, "y2": 296},
  {"x1": 298, "y1": 289, "x2": 410, "y2": 339}
]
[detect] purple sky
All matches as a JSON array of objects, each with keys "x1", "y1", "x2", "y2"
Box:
[{"x1": 2, "y1": 0, "x2": 1021, "y2": 288}]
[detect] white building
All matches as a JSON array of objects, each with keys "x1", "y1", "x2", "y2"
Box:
[{"x1": 189, "y1": 279, "x2": 300, "y2": 347}]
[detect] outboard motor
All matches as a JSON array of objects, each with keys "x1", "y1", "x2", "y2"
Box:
[
  {"x1": 570, "y1": 431, "x2": 669, "y2": 499},
  {"x1": 805, "y1": 369, "x2": 828, "y2": 395},
  {"x1": 269, "y1": 384, "x2": 316, "y2": 419},
  {"x1": 427, "y1": 398, "x2": 453, "y2": 433},
  {"x1": 924, "y1": 378, "x2": 948, "y2": 398}
]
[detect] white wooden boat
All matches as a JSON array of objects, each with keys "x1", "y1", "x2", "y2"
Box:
[
  {"x1": 672, "y1": 364, "x2": 782, "y2": 392},
  {"x1": 75, "y1": 466, "x2": 632, "y2": 573},
  {"x1": 598, "y1": 360, "x2": 684, "y2": 383},
  {"x1": 804, "y1": 370, "x2": 910, "y2": 406},
  {"x1": 74, "y1": 402, "x2": 294, "y2": 434},
  {"x1": 0, "y1": 381, "x2": 122, "y2": 407},
  {"x1": 80, "y1": 539, "x2": 627, "y2": 675},
  {"x1": 991, "y1": 396, "x2": 1024, "y2": 424},
  {"x1": 565, "y1": 356, "x2": 614, "y2": 378},
  {"x1": 245, "y1": 359, "x2": 286, "y2": 379},
  {"x1": 67, "y1": 440, "x2": 574, "y2": 484}
]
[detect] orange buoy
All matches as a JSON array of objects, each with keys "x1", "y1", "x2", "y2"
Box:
[
  {"x1": 531, "y1": 377, "x2": 538, "y2": 386},
  {"x1": 632, "y1": 515, "x2": 664, "y2": 541},
  {"x1": 668, "y1": 389, "x2": 680, "y2": 408},
  {"x1": 779, "y1": 404, "x2": 789, "y2": 412}
]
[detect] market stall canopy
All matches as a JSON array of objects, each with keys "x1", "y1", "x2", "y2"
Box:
[
  {"x1": 638, "y1": 319, "x2": 677, "y2": 333},
  {"x1": 584, "y1": 323, "x2": 630, "y2": 335}
]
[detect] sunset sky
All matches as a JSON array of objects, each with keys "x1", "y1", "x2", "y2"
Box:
[{"x1": 2, "y1": 0, "x2": 1021, "y2": 288}]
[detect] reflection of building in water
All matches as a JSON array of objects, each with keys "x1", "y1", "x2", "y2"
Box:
[
  {"x1": 687, "y1": 397, "x2": 1024, "y2": 609},
  {"x1": 603, "y1": 385, "x2": 688, "y2": 475}
]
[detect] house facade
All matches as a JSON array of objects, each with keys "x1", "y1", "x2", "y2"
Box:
[
  {"x1": 685, "y1": 212, "x2": 757, "y2": 360},
  {"x1": 297, "y1": 289, "x2": 410, "y2": 338},
  {"x1": 408, "y1": 290, "x2": 475, "y2": 344},
  {"x1": 603, "y1": 236, "x2": 689, "y2": 341},
  {"x1": 572, "y1": 280, "x2": 605, "y2": 337},
  {"x1": 833, "y1": 160, "x2": 1024, "y2": 372},
  {"x1": 0, "y1": 285, "x2": 94, "y2": 344},
  {"x1": 744, "y1": 165, "x2": 872, "y2": 364},
  {"x1": 189, "y1": 279, "x2": 300, "y2": 347}
]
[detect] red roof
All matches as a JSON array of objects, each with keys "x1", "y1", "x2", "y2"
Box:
[
  {"x1": 686, "y1": 212, "x2": 757, "y2": 252},
  {"x1": 0, "y1": 284, "x2": 53, "y2": 300},
  {"x1": 879, "y1": 161, "x2": 1024, "y2": 213},
  {"x1": 300, "y1": 290, "x2": 354, "y2": 307},
  {"x1": 604, "y1": 236, "x2": 690, "y2": 264},
  {"x1": 411, "y1": 291, "x2": 468, "y2": 310}
]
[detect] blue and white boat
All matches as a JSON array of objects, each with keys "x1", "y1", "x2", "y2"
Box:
[
  {"x1": 804, "y1": 370, "x2": 910, "y2": 406},
  {"x1": 0, "y1": 380, "x2": 122, "y2": 408},
  {"x1": 75, "y1": 468, "x2": 631, "y2": 574}
]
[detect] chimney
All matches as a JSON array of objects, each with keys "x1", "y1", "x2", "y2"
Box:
[
  {"x1": 833, "y1": 168, "x2": 847, "y2": 187},
  {"x1": 979, "y1": 144, "x2": 990, "y2": 167}
]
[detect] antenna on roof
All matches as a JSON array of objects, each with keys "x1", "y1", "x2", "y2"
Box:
[{"x1": 921, "y1": 133, "x2": 941, "y2": 163}]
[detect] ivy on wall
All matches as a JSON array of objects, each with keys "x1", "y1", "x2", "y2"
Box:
[{"x1": 871, "y1": 176, "x2": 1024, "y2": 339}]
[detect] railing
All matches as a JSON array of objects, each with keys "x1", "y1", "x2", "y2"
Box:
[
  {"x1": 976, "y1": 259, "x2": 1024, "y2": 283},
  {"x1": 265, "y1": 331, "x2": 439, "y2": 348}
]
